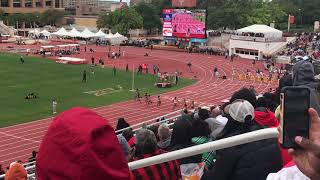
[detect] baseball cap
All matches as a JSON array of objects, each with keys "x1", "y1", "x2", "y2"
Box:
[{"x1": 228, "y1": 99, "x2": 254, "y2": 123}]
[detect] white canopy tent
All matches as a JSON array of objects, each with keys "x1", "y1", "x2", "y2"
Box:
[
  {"x1": 66, "y1": 27, "x2": 82, "y2": 38},
  {"x1": 80, "y1": 28, "x2": 97, "y2": 39},
  {"x1": 56, "y1": 44, "x2": 80, "y2": 48},
  {"x1": 236, "y1": 24, "x2": 283, "y2": 39},
  {"x1": 51, "y1": 27, "x2": 69, "y2": 37},
  {"x1": 108, "y1": 32, "x2": 128, "y2": 45},
  {"x1": 40, "y1": 29, "x2": 51, "y2": 37},
  {"x1": 114, "y1": 32, "x2": 123, "y2": 38},
  {"x1": 29, "y1": 29, "x2": 40, "y2": 36},
  {"x1": 104, "y1": 33, "x2": 114, "y2": 39},
  {"x1": 95, "y1": 29, "x2": 107, "y2": 37}
]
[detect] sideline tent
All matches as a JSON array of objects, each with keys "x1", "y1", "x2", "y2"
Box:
[
  {"x1": 104, "y1": 33, "x2": 114, "y2": 39},
  {"x1": 80, "y1": 28, "x2": 97, "y2": 39},
  {"x1": 51, "y1": 27, "x2": 68, "y2": 36},
  {"x1": 95, "y1": 29, "x2": 107, "y2": 37},
  {"x1": 29, "y1": 29, "x2": 40, "y2": 36},
  {"x1": 67, "y1": 27, "x2": 82, "y2": 38},
  {"x1": 109, "y1": 32, "x2": 128, "y2": 45},
  {"x1": 236, "y1": 24, "x2": 283, "y2": 39},
  {"x1": 40, "y1": 29, "x2": 51, "y2": 37}
]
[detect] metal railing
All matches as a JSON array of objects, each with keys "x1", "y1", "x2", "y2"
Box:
[
  {"x1": 4, "y1": 128, "x2": 278, "y2": 179},
  {"x1": 132, "y1": 114, "x2": 180, "y2": 132},
  {"x1": 0, "y1": 161, "x2": 36, "y2": 179},
  {"x1": 115, "y1": 110, "x2": 182, "y2": 134},
  {"x1": 128, "y1": 128, "x2": 278, "y2": 170},
  {"x1": 231, "y1": 35, "x2": 286, "y2": 42}
]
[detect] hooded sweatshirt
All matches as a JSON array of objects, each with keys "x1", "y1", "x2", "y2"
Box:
[
  {"x1": 254, "y1": 107, "x2": 279, "y2": 128},
  {"x1": 254, "y1": 107, "x2": 292, "y2": 166},
  {"x1": 169, "y1": 118, "x2": 202, "y2": 165},
  {"x1": 5, "y1": 163, "x2": 27, "y2": 180},
  {"x1": 205, "y1": 116, "x2": 228, "y2": 139},
  {"x1": 36, "y1": 107, "x2": 130, "y2": 180},
  {"x1": 292, "y1": 60, "x2": 320, "y2": 114},
  {"x1": 157, "y1": 136, "x2": 171, "y2": 151}
]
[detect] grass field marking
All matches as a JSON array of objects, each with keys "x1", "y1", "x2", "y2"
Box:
[
  {"x1": 83, "y1": 86, "x2": 123, "y2": 97},
  {"x1": 0, "y1": 132, "x2": 40, "y2": 143},
  {"x1": 6, "y1": 85, "x2": 19, "y2": 88}
]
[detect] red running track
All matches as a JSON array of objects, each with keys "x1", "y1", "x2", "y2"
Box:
[{"x1": 0, "y1": 45, "x2": 275, "y2": 167}]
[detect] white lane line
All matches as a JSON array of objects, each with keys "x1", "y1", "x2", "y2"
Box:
[{"x1": 0, "y1": 132, "x2": 40, "y2": 143}]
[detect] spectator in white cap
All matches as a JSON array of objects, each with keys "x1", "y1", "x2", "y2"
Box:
[
  {"x1": 202, "y1": 99, "x2": 282, "y2": 180},
  {"x1": 217, "y1": 88, "x2": 256, "y2": 140}
]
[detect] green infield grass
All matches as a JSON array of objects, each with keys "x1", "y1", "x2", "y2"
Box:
[{"x1": 0, "y1": 53, "x2": 195, "y2": 127}]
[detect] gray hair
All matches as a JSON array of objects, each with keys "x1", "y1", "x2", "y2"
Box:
[
  {"x1": 135, "y1": 129, "x2": 157, "y2": 154},
  {"x1": 158, "y1": 123, "x2": 170, "y2": 141},
  {"x1": 211, "y1": 107, "x2": 222, "y2": 118}
]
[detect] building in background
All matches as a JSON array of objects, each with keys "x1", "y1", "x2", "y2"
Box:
[
  {"x1": 0, "y1": 0, "x2": 63, "y2": 13},
  {"x1": 98, "y1": 0, "x2": 125, "y2": 13},
  {"x1": 172, "y1": 0, "x2": 196, "y2": 8},
  {"x1": 130, "y1": 0, "x2": 145, "y2": 6},
  {"x1": 63, "y1": 0, "x2": 127, "y2": 27},
  {"x1": 229, "y1": 24, "x2": 291, "y2": 60},
  {"x1": 60, "y1": 0, "x2": 127, "y2": 16}
]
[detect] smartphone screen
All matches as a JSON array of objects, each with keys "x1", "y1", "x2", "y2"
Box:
[{"x1": 280, "y1": 87, "x2": 310, "y2": 149}]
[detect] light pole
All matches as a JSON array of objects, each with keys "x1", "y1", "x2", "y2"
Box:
[
  {"x1": 298, "y1": 9, "x2": 302, "y2": 25},
  {"x1": 130, "y1": 64, "x2": 135, "y2": 92}
]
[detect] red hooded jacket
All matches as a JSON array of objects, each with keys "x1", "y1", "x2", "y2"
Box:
[
  {"x1": 254, "y1": 108, "x2": 279, "y2": 128},
  {"x1": 254, "y1": 108, "x2": 292, "y2": 166},
  {"x1": 36, "y1": 107, "x2": 130, "y2": 180}
]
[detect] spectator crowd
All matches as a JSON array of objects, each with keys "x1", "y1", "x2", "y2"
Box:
[{"x1": 278, "y1": 32, "x2": 320, "y2": 60}]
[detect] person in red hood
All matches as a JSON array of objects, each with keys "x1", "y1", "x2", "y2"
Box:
[
  {"x1": 254, "y1": 107, "x2": 279, "y2": 127},
  {"x1": 36, "y1": 107, "x2": 130, "y2": 180},
  {"x1": 254, "y1": 97, "x2": 279, "y2": 128},
  {"x1": 254, "y1": 97, "x2": 292, "y2": 166}
]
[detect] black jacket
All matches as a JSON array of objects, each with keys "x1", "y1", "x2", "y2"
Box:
[
  {"x1": 202, "y1": 123, "x2": 282, "y2": 180},
  {"x1": 169, "y1": 116, "x2": 202, "y2": 165}
]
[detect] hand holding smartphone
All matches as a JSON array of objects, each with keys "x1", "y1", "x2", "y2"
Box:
[{"x1": 280, "y1": 87, "x2": 310, "y2": 149}]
